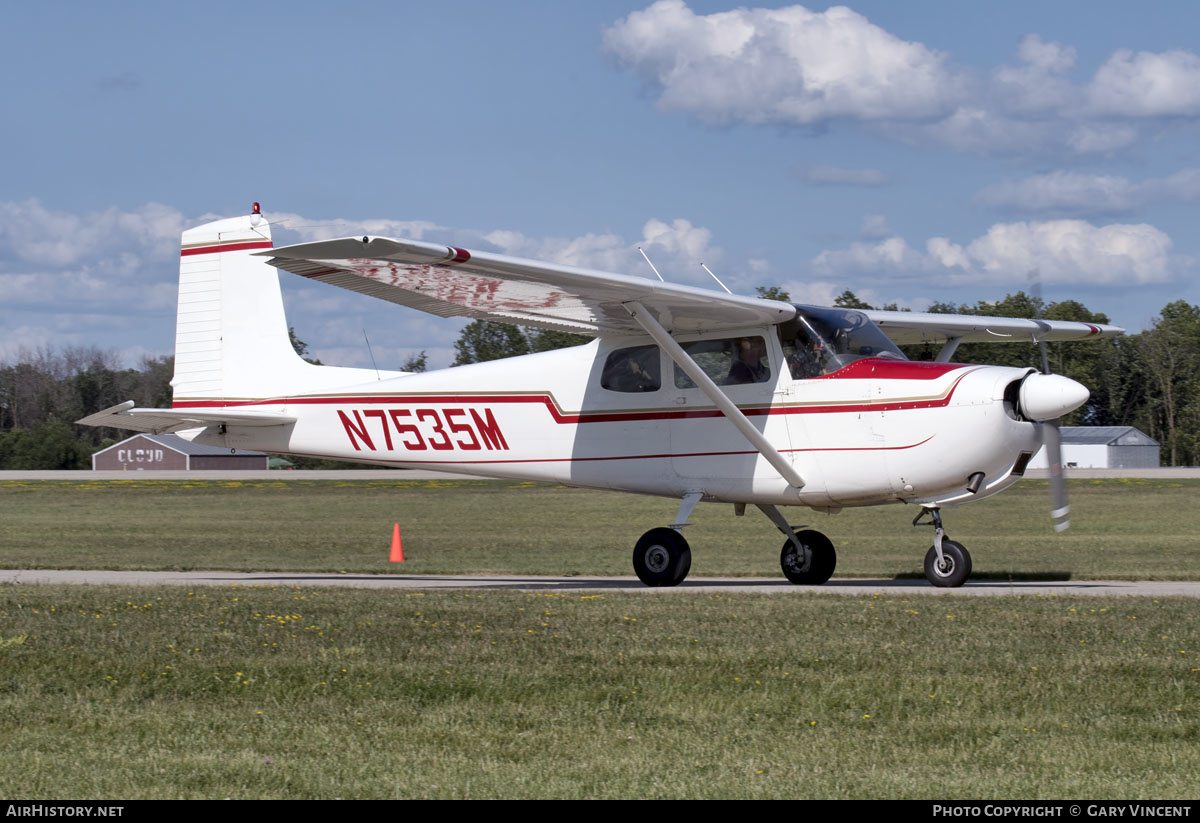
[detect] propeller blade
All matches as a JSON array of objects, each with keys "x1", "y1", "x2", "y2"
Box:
[
  {"x1": 1031, "y1": 289, "x2": 1070, "y2": 532},
  {"x1": 1043, "y1": 420, "x2": 1070, "y2": 532}
]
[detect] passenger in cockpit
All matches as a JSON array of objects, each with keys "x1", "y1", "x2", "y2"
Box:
[{"x1": 726, "y1": 336, "x2": 771, "y2": 385}]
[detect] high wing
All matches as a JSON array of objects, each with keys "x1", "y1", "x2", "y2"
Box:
[
  {"x1": 261, "y1": 237, "x2": 795, "y2": 335},
  {"x1": 77, "y1": 401, "x2": 296, "y2": 435},
  {"x1": 864, "y1": 309, "x2": 1123, "y2": 345}
]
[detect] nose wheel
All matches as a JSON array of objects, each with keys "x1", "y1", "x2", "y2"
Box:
[
  {"x1": 914, "y1": 507, "x2": 972, "y2": 587},
  {"x1": 924, "y1": 539, "x2": 971, "y2": 587}
]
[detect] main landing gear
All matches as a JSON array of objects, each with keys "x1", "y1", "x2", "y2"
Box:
[
  {"x1": 913, "y1": 507, "x2": 972, "y2": 588},
  {"x1": 632, "y1": 528, "x2": 692, "y2": 587},
  {"x1": 758, "y1": 503, "x2": 836, "y2": 585},
  {"x1": 632, "y1": 493, "x2": 700, "y2": 587},
  {"x1": 631, "y1": 495, "x2": 843, "y2": 588}
]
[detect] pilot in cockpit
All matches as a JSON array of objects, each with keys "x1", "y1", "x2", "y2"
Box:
[{"x1": 789, "y1": 329, "x2": 829, "y2": 379}]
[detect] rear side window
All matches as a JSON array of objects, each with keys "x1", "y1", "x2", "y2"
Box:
[{"x1": 601, "y1": 345, "x2": 661, "y2": 393}]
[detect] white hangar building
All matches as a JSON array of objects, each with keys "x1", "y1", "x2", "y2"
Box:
[{"x1": 1027, "y1": 426, "x2": 1160, "y2": 470}]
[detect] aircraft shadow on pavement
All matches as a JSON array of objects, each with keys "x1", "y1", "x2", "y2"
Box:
[{"x1": 195, "y1": 574, "x2": 1116, "y2": 592}]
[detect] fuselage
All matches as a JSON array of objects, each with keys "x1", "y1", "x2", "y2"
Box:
[{"x1": 176, "y1": 319, "x2": 1047, "y2": 512}]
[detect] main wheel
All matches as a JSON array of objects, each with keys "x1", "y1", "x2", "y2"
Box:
[
  {"x1": 633, "y1": 528, "x2": 692, "y2": 587},
  {"x1": 780, "y1": 530, "x2": 836, "y2": 585},
  {"x1": 924, "y1": 540, "x2": 972, "y2": 588}
]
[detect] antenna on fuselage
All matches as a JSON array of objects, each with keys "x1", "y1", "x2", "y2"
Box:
[
  {"x1": 363, "y1": 329, "x2": 381, "y2": 381},
  {"x1": 637, "y1": 247, "x2": 666, "y2": 282},
  {"x1": 700, "y1": 262, "x2": 733, "y2": 295}
]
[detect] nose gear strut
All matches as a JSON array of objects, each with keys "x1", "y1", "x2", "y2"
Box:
[{"x1": 913, "y1": 507, "x2": 972, "y2": 588}]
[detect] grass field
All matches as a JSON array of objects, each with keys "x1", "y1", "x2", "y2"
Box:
[
  {"x1": 1, "y1": 477, "x2": 1196, "y2": 799},
  {"x1": 0, "y1": 477, "x2": 1197, "y2": 580},
  {"x1": 0, "y1": 584, "x2": 1196, "y2": 799}
]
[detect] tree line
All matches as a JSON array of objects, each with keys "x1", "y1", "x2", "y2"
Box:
[
  {"x1": 3, "y1": 293, "x2": 1197, "y2": 468},
  {"x1": 0, "y1": 348, "x2": 173, "y2": 469}
]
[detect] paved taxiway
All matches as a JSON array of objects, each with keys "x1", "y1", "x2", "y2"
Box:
[
  {"x1": 4, "y1": 569, "x2": 1198, "y2": 597},
  {"x1": 5, "y1": 469, "x2": 1196, "y2": 597}
]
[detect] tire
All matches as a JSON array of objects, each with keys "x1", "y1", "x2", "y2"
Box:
[
  {"x1": 633, "y1": 528, "x2": 692, "y2": 587},
  {"x1": 780, "y1": 530, "x2": 836, "y2": 585},
  {"x1": 924, "y1": 540, "x2": 972, "y2": 588}
]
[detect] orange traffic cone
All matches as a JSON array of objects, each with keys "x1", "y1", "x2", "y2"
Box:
[{"x1": 389, "y1": 523, "x2": 405, "y2": 563}]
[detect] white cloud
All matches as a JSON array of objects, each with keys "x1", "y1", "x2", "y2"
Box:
[
  {"x1": 606, "y1": 4, "x2": 1200, "y2": 159},
  {"x1": 484, "y1": 228, "x2": 632, "y2": 273},
  {"x1": 975, "y1": 171, "x2": 1139, "y2": 215},
  {"x1": 641, "y1": 217, "x2": 716, "y2": 269},
  {"x1": 484, "y1": 217, "x2": 721, "y2": 284},
  {"x1": 967, "y1": 220, "x2": 1174, "y2": 284},
  {"x1": 775, "y1": 279, "x2": 840, "y2": 307},
  {"x1": 798, "y1": 166, "x2": 892, "y2": 187},
  {"x1": 926, "y1": 237, "x2": 971, "y2": 270},
  {"x1": 0, "y1": 198, "x2": 183, "y2": 268},
  {"x1": 1089, "y1": 49, "x2": 1200, "y2": 117},
  {"x1": 604, "y1": 0, "x2": 963, "y2": 126},
  {"x1": 990, "y1": 35, "x2": 1077, "y2": 116},
  {"x1": 976, "y1": 168, "x2": 1200, "y2": 215},
  {"x1": 772, "y1": 278, "x2": 926, "y2": 312},
  {"x1": 810, "y1": 219, "x2": 1181, "y2": 285},
  {"x1": 812, "y1": 235, "x2": 931, "y2": 276},
  {"x1": 267, "y1": 212, "x2": 444, "y2": 245},
  {"x1": 0, "y1": 200, "x2": 188, "y2": 338},
  {"x1": 859, "y1": 214, "x2": 894, "y2": 239}
]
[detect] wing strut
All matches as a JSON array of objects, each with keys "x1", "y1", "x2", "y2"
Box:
[
  {"x1": 935, "y1": 336, "x2": 962, "y2": 363},
  {"x1": 622, "y1": 301, "x2": 805, "y2": 491}
]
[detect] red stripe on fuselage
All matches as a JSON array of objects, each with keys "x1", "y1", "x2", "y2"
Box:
[
  {"x1": 813, "y1": 359, "x2": 967, "y2": 380},
  {"x1": 181, "y1": 241, "x2": 274, "y2": 257},
  {"x1": 172, "y1": 368, "x2": 977, "y2": 421},
  {"x1": 277, "y1": 435, "x2": 935, "y2": 468}
]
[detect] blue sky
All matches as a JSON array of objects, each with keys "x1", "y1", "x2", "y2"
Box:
[{"x1": 3, "y1": 0, "x2": 1199, "y2": 370}]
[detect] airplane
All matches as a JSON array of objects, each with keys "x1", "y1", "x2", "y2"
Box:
[{"x1": 79, "y1": 205, "x2": 1122, "y2": 588}]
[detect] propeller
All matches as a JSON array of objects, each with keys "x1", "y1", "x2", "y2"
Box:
[
  {"x1": 1033, "y1": 320, "x2": 1071, "y2": 531},
  {"x1": 1028, "y1": 270, "x2": 1072, "y2": 532}
]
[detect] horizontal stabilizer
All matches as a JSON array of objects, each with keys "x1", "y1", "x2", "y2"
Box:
[{"x1": 77, "y1": 401, "x2": 296, "y2": 435}]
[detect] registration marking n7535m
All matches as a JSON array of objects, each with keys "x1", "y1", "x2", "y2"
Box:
[{"x1": 337, "y1": 407, "x2": 508, "y2": 452}]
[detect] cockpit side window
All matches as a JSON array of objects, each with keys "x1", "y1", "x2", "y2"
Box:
[
  {"x1": 779, "y1": 307, "x2": 906, "y2": 379},
  {"x1": 673, "y1": 336, "x2": 771, "y2": 389}
]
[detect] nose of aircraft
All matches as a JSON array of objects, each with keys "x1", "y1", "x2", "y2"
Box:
[{"x1": 1018, "y1": 372, "x2": 1090, "y2": 421}]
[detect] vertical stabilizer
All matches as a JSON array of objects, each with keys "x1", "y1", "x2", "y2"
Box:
[
  {"x1": 171, "y1": 207, "x2": 406, "y2": 405},
  {"x1": 172, "y1": 209, "x2": 307, "y2": 401}
]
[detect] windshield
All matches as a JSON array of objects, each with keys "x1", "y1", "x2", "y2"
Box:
[{"x1": 780, "y1": 306, "x2": 906, "y2": 378}]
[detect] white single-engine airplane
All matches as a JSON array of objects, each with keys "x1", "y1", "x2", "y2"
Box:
[{"x1": 81, "y1": 206, "x2": 1122, "y2": 587}]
